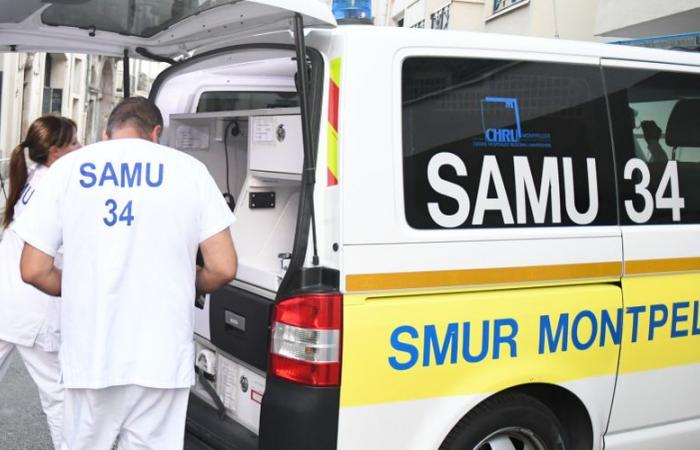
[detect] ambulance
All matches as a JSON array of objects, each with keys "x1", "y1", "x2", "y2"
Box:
[{"x1": 2, "y1": 1, "x2": 700, "y2": 449}]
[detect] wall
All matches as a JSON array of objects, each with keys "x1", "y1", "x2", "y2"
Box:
[
  {"x1": 483, "y1": 0, "x2": 600, "y2": 41},
  {"x1": 389, "y1": 0, "x2": 485, "y2": 29},
  {"x1": 596, "y1": 0, "x2": 700, "y2": 37},
  {"x1": 450, "y1": 0, "x2": 487, "y2": 31}
]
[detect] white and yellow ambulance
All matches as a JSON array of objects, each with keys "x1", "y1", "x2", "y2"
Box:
[{"x1": 2, "y1": 1, "x2": 700, "y2": 449}]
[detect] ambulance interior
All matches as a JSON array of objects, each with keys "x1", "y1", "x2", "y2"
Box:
[
  {"x1": 154, "y1": 48, "x2": 312, "y2": 434},
  {"x1": 159, "y1": 49, "x2": 305, "y2": 294}
]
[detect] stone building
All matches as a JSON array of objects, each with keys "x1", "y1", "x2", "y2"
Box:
[
  {"x1": 382, "y1": 0, "x2": 700, "y2": 46},
  {"x1": 0, "y1": 53, "x2": 166, "y2": 213}
]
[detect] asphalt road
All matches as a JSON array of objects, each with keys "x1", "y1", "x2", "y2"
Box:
[
  {"x1": 0, "y1": 351, "x2": 53, "y2": 450},
  {"x1": 0, "y1": 352, "x2": 211, "y2": 450}
]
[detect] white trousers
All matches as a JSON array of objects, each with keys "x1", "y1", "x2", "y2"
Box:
[
  {"x1": 62, "y1": 385, "x2": 190, "y2": 450},
  {"x1": 0, "y1": 339, "x2": 64, "y2": 449}
]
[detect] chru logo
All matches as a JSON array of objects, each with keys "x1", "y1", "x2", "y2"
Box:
[
  {"x1": 474, "y1": 96, "x2": 551, "y2": 149},
  {"x1": 481, "y1": 97, "x2": 522, "y2": 144}
]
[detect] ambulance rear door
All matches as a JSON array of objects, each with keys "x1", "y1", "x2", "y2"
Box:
[{"x1": 0, "y1": 0, "x2": 335, "y2": 58}]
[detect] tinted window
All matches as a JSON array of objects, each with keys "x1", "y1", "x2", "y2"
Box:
[
  {"x1": 604, "y1": 68, "x2": 700, "y2": 225},
  {"x1": 196, "y1": 91, "x2": 299, "y2": 113},
  {"x1": 402, "y1": 57, "x2": 616, "y2": 229}
]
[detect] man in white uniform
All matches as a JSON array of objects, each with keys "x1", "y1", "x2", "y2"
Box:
[{"x1": 14, "y1": 97, "x2": 238, "y2": 449}]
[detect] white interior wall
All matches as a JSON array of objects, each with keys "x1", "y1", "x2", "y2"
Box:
[{"x1": 156, "y1": 52, "x2": 304, "y2": 291}]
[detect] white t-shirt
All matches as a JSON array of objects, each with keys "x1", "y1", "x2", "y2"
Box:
[
  {"x1": 14, "y1": 139, "x2": 235, "y2": 389},
  {"x1": 0, "y1": 164, "x2": 61, "y2": 351}
]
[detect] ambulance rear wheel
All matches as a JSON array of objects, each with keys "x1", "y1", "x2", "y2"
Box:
[{"x1": 440, "y1": 392, "x2": 568, "y2": 450}]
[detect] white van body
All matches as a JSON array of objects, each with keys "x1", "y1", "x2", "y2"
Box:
[{"x1": 2, "y1": 2, "x2": 700, "y2": 449}]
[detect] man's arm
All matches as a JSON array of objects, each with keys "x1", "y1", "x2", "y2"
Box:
[
  {"x1": 20, "y1": 243, "x2": 62, "y2": 296},
  {"x1": 196, "y1": 228, "x2": 237, "y2": 295}
]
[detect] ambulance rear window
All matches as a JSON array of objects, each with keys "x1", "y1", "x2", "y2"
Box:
[
  {"x1": 40, "y1": 0, "x2": 232, "y2": 38},
  {"x1": 401, "y1": 57, "x2": 616, "y2": 230}
]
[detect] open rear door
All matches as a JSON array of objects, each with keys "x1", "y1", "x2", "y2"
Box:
[{"x1": 0, "y1": 0, "x2": 335, "y2": 57}]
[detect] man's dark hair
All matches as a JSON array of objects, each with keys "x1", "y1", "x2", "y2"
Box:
[{"x1": 105, "y1": 96, "x2": 164, "y2": 139}]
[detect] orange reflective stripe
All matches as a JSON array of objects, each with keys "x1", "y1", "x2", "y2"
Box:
[{"x1": 346, "y1": 261, "x2": 622, "y2": 292}]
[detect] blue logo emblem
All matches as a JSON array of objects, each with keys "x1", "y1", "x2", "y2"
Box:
[
  {"x1": 475, "y1": 96, "x2": 551, "y2": 149},
  {"x1": 481, "y1": 97, "x2": 522, "y2": 144}
]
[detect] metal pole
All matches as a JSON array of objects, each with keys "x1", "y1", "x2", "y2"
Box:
[
  {"x1": 123, "y1": 49, "x2": 131, "y2": 98},
  {"x1": 293, "y1": 13, "x2": 319, "y2": 266}
]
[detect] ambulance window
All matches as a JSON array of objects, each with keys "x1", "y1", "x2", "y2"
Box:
[
  {"x1": 604, "y1": 68, "x2": 700, "y2": 225},
  {"x1": 196, "y1": 91, "x2": 299, "y2": 113},
  {"x1": 401, "y1": 57, "x2": 616, "y2": 229}
]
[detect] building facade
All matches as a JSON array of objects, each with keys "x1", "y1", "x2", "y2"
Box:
[
  {"x1": 387, "y1": 0, "x2": 485, "y2": 30},
  {"x1": 481, "y1": 0, "x2": 599, "y2": 41},
  {"x1": 384, "y1": 0, "x2": 700, "y2": 45},
  {"x1": 385, "y1": 0, "x2": 598, "y2": 39},
  {"x1": 0, "y1": 53, "x2": 166, "y2": 214},
  {"x1": 596, "y1": 0, "x2": 700, "y2": 39}
]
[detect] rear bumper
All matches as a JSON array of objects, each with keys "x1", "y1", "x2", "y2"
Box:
[
  {"x1": 186, "y1": 394, "x2": 258, "y2": 450},
  {"x1": 259, "y1": 376, "x2": 340, "y2": 450},
  {"x1": 187, "y1": 376, "x2": 341, "y2": 450}
]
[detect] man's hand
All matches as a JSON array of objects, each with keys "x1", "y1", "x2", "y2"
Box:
[
  {"x1": 196, "y1": 228, "x2": 237, "y2": 295},
  {"x1": 20, "y1": 243, "x2": 62, "y2": 296}
]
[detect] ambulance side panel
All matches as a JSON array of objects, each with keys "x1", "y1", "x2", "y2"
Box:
[
  {"x1": 602, "y1": 60, "x2": 700, "y2": 449},
  {"x1": 335, "y1": 30, "x2": 623, "y2": 450},
  {"x1": 339, "y1": 286, "x2": 621, "y2": 450}
]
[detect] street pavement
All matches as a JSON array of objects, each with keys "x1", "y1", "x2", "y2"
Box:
[
  {"x1": 0, "y1": 351, "x2": 53, "y2": 450},
  {"x1": 0, "y1": 352, "x2": 211, "y2": 450}
]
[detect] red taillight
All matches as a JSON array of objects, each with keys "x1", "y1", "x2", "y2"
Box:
[{"x1": 270, "y1": 293, "x2": 342, "y2": 386}]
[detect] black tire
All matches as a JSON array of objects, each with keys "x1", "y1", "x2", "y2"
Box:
[{"x1": 440, "y1": 391, "x2": 569, "y2": 450}]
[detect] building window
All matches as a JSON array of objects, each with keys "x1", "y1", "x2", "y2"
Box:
[
  {"x1": 431, "y1": 5, "x2": 450, "y2": 30},
  {"x1": 44, "y1": 55, "x2": 52, "y2": 88},
  {"x1": 494, "y1": 0, "x2": 527, "y2": 14},
  {"x1": 411, "y1": 20, "x2": 425, "y2": 29},
  {"x1": 42, "y1": 88, "x2": 63, "y2": 114},
  {"x1": 42, "y1": 53, "x2": 64, "y2": 114}
]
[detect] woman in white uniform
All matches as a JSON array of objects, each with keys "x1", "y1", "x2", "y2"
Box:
[{"x1": 0, "y1": 115, "x2": 81, "y2": 449}]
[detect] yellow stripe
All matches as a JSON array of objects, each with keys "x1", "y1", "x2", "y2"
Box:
[
  {"x1": 330, "y1": 57, "x2": 341, "y2": 86},
  {"x1": 618, "y1": 273, "x2": 700, "y2": 374},
  {"x1": 327, "y1": 57, "x2": 341, "y2": 184},
  {"x1": 346, "y1": 262, "x2": 621, "y2": 292},
  {"x1": 626, "y1": 257, "x2": 700, "y2": 275},
  {"x1": 340, "y1": 284, "x2": 622, "y2": 407},
  {"x1": 327, "y1": 126, "x2": 338, "y2": 179}
]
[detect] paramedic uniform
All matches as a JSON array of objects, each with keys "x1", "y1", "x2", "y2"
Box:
[
  {"x1": 0, "y1": 164, "x2": 63, "y2": 449},
  {"x1": 14, "y1": 139, "x2": 235, "y2": 450}
]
